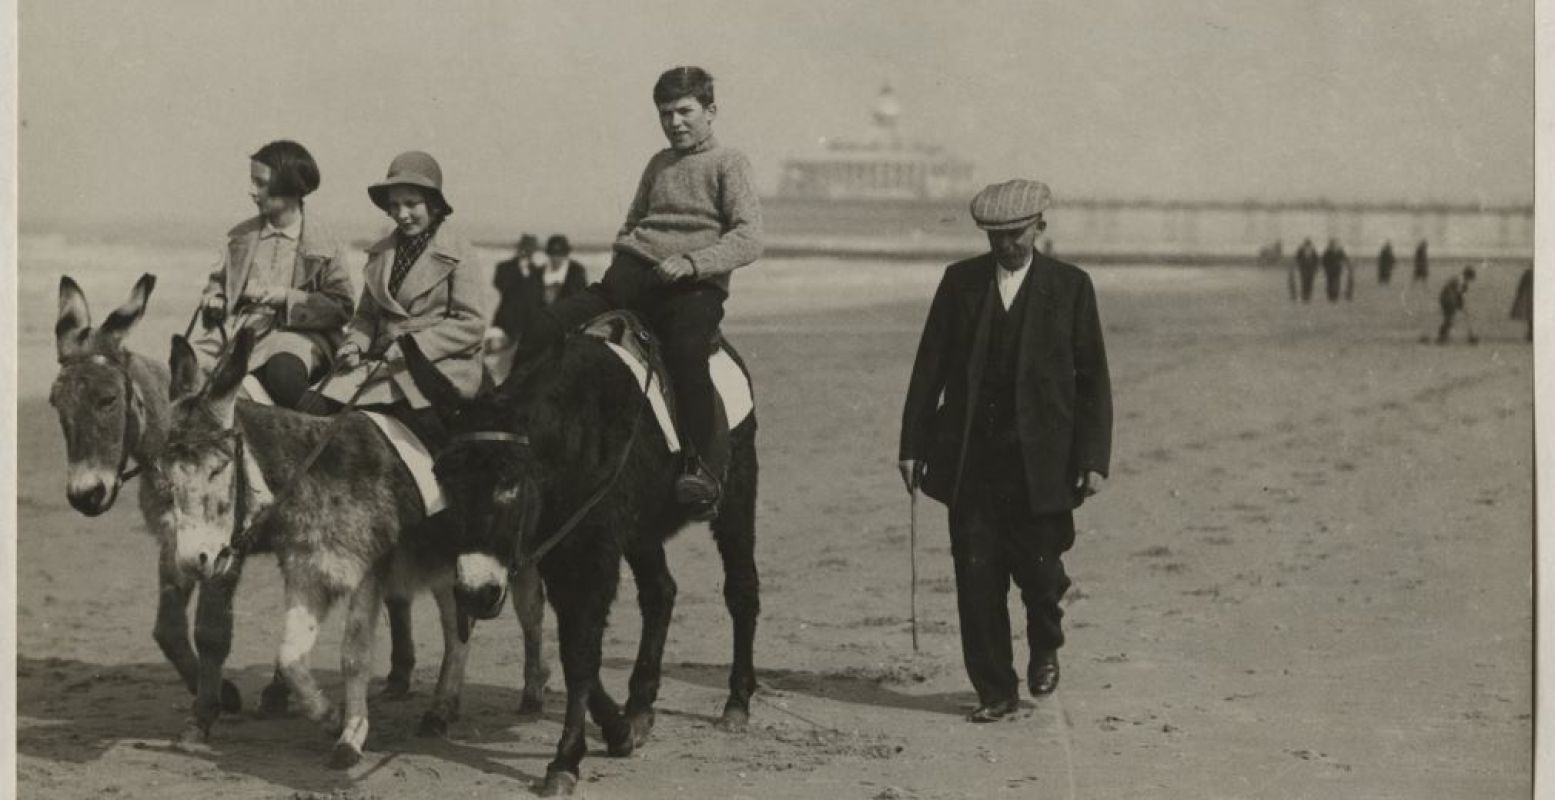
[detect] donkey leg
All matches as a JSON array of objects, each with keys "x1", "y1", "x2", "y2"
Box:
[
  {"x1": 416, "y1": 584, "x2": 469, "y2": 738},
  {"x1": 620, "y1": 543, "x2": 676, "y2": 749},
  {"x1": 176, "y1": 566, "x2": 242, "y2": 747},
  {"x1": 275, "y1": 584, "x2": 338, "y2": 730},
  {"x1": 512, "y1": 563, "x2": 550, "y2": 713},
  {"x1": 378, "y1": 594, "x2": 416, "y2": 700},
  {"x1": 151, "y1": 553, "x2": 200, "y2": 696},
  {"x1": 330, "y1": 573, "x2": 384, "y2": 769},
  {"x1": 711, "y1": 440, "x2": 760, "y2": 731},
  {"x1": 541, "y1": 568, "x2": 620, "y2": 797}
]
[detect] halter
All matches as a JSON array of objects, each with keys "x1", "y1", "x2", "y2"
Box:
[
  {"x1": 169, "y1": 420, "x2": 253, "y2": 556},
  {"x1": 58, "y1": 353, "x2": 146, "y2": 485}
]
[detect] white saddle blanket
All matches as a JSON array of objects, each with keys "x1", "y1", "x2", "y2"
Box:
[
  {"x1": 240, "y1": 375, "x2": 274, "y2": 406},
  {"x1": 603, "y1": 343, "x2": 754, "y2": 454},
  {"x1": 360, "y1": 411, "x2": 446, "y2": 516}
]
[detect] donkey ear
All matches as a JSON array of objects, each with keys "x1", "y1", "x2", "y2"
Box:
[
  {"x1": 400, "y1": 334, "x2": 462, "y2": 407},
  {"x1": 56, "y1": 276, "x2": 92, "y2": 361},
  {"x1": 95, "y1": 273, "x2": 156, "y2": 352},
  {"x1": 169, "y1": 334, "x2": 203, "y2": 400},
  {"x1": 208, "y1": 327, "x2": 256, "y2": 403}
]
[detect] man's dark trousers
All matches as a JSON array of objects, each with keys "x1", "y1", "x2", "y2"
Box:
[
  {"x1": 950, "y1": 444, "x2": 1073, "y2": 706},
  {"x1": 531, "y1": 251, "x2": 724, "y2": 459}
]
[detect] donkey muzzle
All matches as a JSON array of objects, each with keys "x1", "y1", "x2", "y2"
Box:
[
  {"x1": 455, "y1": 583, "x2": 507, "y2": 622},
  {"x1": 66, "y1": 475, "x2": 117, "y2": 517}
]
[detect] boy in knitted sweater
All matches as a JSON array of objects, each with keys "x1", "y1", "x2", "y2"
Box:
[{"x1": 528, "y1": 66, "x2": 763, "y2": 510}]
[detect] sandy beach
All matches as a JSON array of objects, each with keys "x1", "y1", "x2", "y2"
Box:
[{"x1": 14, "y1": 244, "x2": 1533, "y2": 799}]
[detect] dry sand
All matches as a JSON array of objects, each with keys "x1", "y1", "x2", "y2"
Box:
[{"x1": 14, "y1": 249, "x2": 1532, "y2": 799}]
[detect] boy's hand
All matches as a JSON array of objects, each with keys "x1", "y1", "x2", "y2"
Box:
[{"x1": 654, "y1": 255, "x2": 696, "y2": 282}]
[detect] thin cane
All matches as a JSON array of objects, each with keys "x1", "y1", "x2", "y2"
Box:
[{"x1": 909, "y1": 483, "x2": 920, "y2": 653}]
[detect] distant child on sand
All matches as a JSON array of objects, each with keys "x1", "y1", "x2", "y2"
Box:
[
  {"x1": 1436, "y1": 265, "x2": 1477, "y2": 344},
  {"x1": 1510, "y1": 267, "x2": 1533, "y2": 342}
]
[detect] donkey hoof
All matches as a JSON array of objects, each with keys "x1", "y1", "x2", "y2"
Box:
[
  {"x1": 172, "y1": 720, "x2": 212, "y2": 753},
  {"x1": 716, "y1": 705, "x2": 750, "y2": 733},
  {"x1": 604, "y1": 721, "x2": 635, "y2": 758},
  {"x1": 257, "y1": 683, "x2": 291, "y2": 718},
  {"x1": 518, "y1": 690, "x2": 545, "y2": 714},
  {"x1": 219, "y1": 680, "x2": 244, "y2": 715},
  {"x1": 377, "y1": 676, "x2": 414, "y2": 701},
  {"x1": 417, "y1": 711, "x2": 450, "y2": 739},
  {"x1": 327, "y1": 741, "x2": 362, "y2": 770},
  {"x1": 539, "y1": 769, "x2": 579, "y2": 797},
  {"x1": 628, "y1": 710, "x2": 656, "y2": 748}
]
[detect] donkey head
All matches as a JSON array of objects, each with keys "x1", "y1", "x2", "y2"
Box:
[
  {"x1": 49, "y1": 274, "x2": 156, "y2": 516},
  {"x1": 404, "y1": 335, "x2": 543, "y2": 621},
  {"x1": 159, "y1": 328, "x2": 256, "y2": 578}
]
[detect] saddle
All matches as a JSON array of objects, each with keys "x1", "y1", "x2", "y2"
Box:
[{"x1": 579, "y1": 310, "x2": 744, "y2": 478}]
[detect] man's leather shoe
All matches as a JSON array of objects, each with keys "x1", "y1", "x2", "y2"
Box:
[
  {"x1": 1029, "y1": 650, "x2": 1060, "y2": 696},
  {"x1": 966, "y1": 696, "x2": 1020, "y2": 723}
]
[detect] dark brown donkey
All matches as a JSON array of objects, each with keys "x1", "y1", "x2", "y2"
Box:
[
  {"x1": 158, "y1": 328, "x2": 548, "y2": 767},
  {"x1": 404, "y1": 329, "x2": 760, "y2": 797}
]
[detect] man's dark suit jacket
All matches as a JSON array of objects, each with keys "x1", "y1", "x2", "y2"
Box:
[
  {"x1": 899, "y1": 252, "x2": 1112, "y2": 515},
  {"x1": 491, "y1": 259, "x2": 589, "y2": 340}
]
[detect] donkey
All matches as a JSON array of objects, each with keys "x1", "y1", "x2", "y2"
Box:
[
  {"x1": 51, "y1": 273, "x2": 289, "y2": 741},
  {"x1": 403, "y1": 327, "x2": 760, "y2": 797},
  {"x1": 50, "y1": 275, "x2": 476, "y2": 746},
  {"x1": 158, "y1": 328, "x2": 548, "y2": 767}
]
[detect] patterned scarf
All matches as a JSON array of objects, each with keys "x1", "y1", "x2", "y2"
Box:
[{"x1": 388, "y1": 218, "x2": 443, "y2": 298}]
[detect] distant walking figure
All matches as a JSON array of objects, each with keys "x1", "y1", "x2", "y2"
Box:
[
  {"x1": 1436, "y1": 265, "x2": 1477, "y2": 344},
  {"x1": 1413, "y1": 240, "x2": 1430, "y2": 284},
  {"x1": 1377, "y1": 241, "x2": 1395, "y2": 285},
  {"x1": 1510, "y1": 267, "x2": 1533, "y2": 342},
  {"x1": 1295, "y1": 238, "x2": 1319, "y2": 303},
  {"x1": 1321, "y1": 238, "x2": 1350, "y2": 303}
]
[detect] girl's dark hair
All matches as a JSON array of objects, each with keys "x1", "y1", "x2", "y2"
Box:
[
  {"x1": 250, "y1": 140, "x2": 321, "y2": 199},
  {"x1": 652, "y1": 66, "x2": 715, "y2": 107}
]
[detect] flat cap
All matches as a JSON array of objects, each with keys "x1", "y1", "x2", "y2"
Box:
[{"x1": 970, "y1": 179, "x2": 1052, "y2": 231}]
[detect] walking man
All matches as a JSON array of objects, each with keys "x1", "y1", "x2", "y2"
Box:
[{"x1": 898, "y1": 179, "x2": 1113, "y2": 722}]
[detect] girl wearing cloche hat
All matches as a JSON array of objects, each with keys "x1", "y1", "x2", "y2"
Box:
[{"x1": 301, "y1": 150, "x2": 490, "y2": 448}]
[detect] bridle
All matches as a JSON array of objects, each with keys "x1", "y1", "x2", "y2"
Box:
[
  {"x1": 167, "y1": 417, "x2": 253, "y2": 564},
  {"x1": 438, "y1": 372, "x2": 652, "y2": 575},
  {"x1": 58, "y1": 353, "x2": 147, "y2": 485}
]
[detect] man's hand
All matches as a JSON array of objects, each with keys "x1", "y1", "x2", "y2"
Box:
[
  {"x1": 1075, "y1": 470, "x2": 1106, "y2": 499},
  {"x1": 335, "y1": 342, "x2": 363, "y2": 368},
  {"x1": 653, "y1": 255, "x2": 696, "y2": 283},
  {"x1": 898, "y1": 459, "x2": 927, "y2": 495}
]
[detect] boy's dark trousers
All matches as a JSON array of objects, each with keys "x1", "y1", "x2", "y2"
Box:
[
  {"x1": 529, "y1": 251, "x2": 725, "y2": 461},
  {"x1": 949, "y1": 435, "x2": 1074, "y2": 706}
]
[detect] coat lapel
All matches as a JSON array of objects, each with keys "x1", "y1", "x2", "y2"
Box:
[
  {"x1": 226, "y1": 227, "x2": 260, "y2": 299},
  {"x1": 1016, "y1": 254, "x2": 1059, "y2": 391},
  {"x1": 363, "y1": 234, "x2": 409, "y2": 316},
  {"x1": 952, "y1": 257, "x2": 997, "y2": 503},
  {"x1": 393, "y1": 234, "x2": 459, "y2": 309},
  {"x1": 290, "y1": 218, "x2": 330, "y2": 289}
]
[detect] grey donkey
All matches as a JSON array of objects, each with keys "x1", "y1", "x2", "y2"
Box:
[{"x1": 158, "y1": 326, "x2": 548, "y2": 767}]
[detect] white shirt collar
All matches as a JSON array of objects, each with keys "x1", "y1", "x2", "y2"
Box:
[
  {"x1": 996, "y1": 251, "x2": 1034, "y2": 310},
  {"x1": 261, "y1": 216, "x2": 302, "y2": 240}
]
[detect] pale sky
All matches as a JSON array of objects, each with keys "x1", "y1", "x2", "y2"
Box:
[{"x1": 18, "y1": 0, "x2": 1534, "y2": 240}]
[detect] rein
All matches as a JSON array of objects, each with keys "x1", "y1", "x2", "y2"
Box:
[
  {"x1": 441, "y1": 370, "x2": 653, "y2": 574},
  {"x1": 514, "y1": 391, "x2": 646, "y2": 571},
  {"x1": 222, "y1": 358, "x2": 383, "y2": 558}
]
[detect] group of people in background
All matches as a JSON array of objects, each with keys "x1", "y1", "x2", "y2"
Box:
[{"x1": 1282, "y1": 236, "x2": 1531, "y2": 344}]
